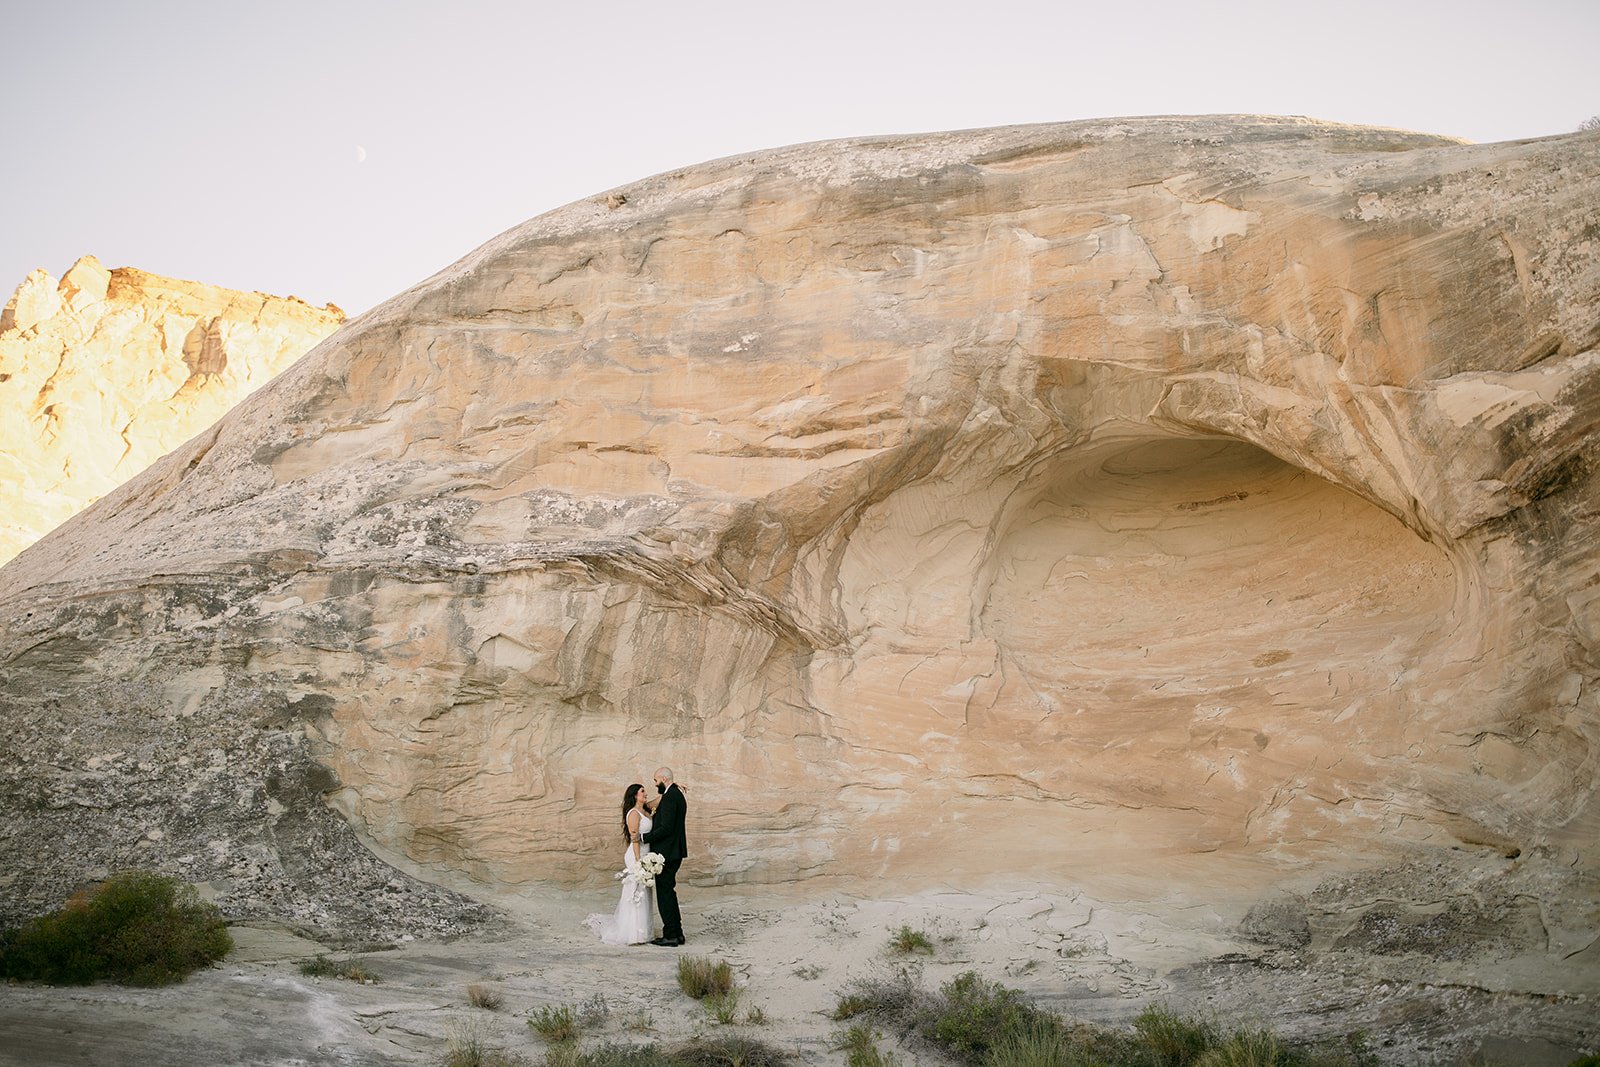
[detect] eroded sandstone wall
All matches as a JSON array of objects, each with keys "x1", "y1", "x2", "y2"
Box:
[
  {"x1": 0, "y1": 119, "x2": 1596, "y2": 957},
  {"x1": 0, "y1": 257, "x2": 344, "y2": 565}
]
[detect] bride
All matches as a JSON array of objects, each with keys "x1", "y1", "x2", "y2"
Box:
[{"x1": 583, "y1": 782, "x2": 655, "y2": 945}]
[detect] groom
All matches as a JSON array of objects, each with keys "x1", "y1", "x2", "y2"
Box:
[{"x1": 642, "y1": 766, "x2": 687, "y2": 946}]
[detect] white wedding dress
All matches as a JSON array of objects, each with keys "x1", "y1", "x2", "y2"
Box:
[{"x1": 583, "y1": 813, "x2": 654, "y2": 946}]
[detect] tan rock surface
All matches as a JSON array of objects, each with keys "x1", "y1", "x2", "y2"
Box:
[
  {"x1": 0, "y1": 256, "x2": 344, "y2": 565},
  {"x1": 1, "y1": 118, "x2": 1597, "y2": 998}
]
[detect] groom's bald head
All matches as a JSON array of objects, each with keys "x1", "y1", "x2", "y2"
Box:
[{"x1": 654, "y1": 767, "x2": 674, "y2": 784}]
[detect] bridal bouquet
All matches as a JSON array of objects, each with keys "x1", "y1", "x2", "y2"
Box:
[{"x1": 618, "y1": 852, "x2": 668, "y2": 904}]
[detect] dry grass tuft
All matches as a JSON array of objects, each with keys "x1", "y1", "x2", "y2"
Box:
[
  {"x1": 677, "y1": 955, "x2": 734, "y2": 999},
  {"x1": 468, "y1": 982, "x2": 505, "y2": 1011}
]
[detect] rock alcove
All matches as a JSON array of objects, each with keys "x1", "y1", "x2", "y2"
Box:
[{"x1": 0, "y1": 118, "x2": 1595, "y2": 963}]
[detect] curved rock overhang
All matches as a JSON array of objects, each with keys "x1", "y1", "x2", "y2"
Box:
[{"x1": 0, "y1": 117, "x2": 1596, "y2": 930}]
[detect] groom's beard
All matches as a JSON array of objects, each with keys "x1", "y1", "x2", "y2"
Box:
[{"x1": 656, "y1": 783, "x2": 666, "y2": 795}]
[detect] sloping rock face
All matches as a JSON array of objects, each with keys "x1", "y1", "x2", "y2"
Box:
[
  {"x1": 1, "y1": 119, "x2": 1597, "y2": 967},
  {"x1": 0, "y1": 257, "x2": 344, "y2": 566}
]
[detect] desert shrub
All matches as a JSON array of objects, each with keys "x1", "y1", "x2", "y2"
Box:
[
  {"x1": 831, "y1": 967, "x2": 930, "y2": 1022},
  {"x1": 578, "y1": 993, "x2": 611, "y2": 1028},
  {"x1": 833, "y1": 968, "x2": 1050, "y2": 1062},
  {"x1": 677, "y1": 955, "x2": 734, "y2": 999},
  {"x1": 546, "y1": 1037, "x2": 787, "y2": 1067},
  {"x1": 300, "y1": 952, "x2": 380, "y2": 983},
  {"x1": 448, "y1": 1014, "x2": 531, "y2": 1066},
  {"x1": 0, "y1": 869, "x2": 232, "y2": 986},
  {"x1": 341, "y1": 960, "x2": 380, "y2": 983},
  {"x1": 543, "y1": 1046, "x2": 584, "y2": 1067},
  {"x1": 985, "y1": 1019, "x2": 1095, "y2": 1067},
  {"x1": 1134, "y1": 1005, "x2": 1219, "y2": 1066},
  {"x1": 833, "y1": 993, "x2": 876, "y2": 1020},
  {"x1": 530, "y1": 1004, "x2": 581, "y2": 1043},
  {"x1": 888, "y1": 925, "x2": 935, "y2": 956},
  {"x1": 469, "y1": 982, "x2": 505, "y2": 1010},
  {"x1": 743, "y1": 1005, "x2": 768, "y2": 1026},
  {"x1": 929, "y1": 971, "x2": 1050, "y2": 1059},
  {"x1": 668, "y1": 1034, "x2": 788, "y2": 1067},
  {"x1": 705, "y1": 988, "x2": 742, "y2": 1025},
  {"x1": 553, "y1": 1044, "x2": 671, "y2": 1067},
  {"x1": 300, "y1": 954, "x2": 338, "y2": 977},
  {"x1": 837, "y1": 1024, "x2": 899, "y2": 1067},
  {"x1": 1193, "y1": 1029, "x2": 1287, "y2": 1067},
  {"x1": 827, "y1": 967, "x2": 1372, "y2": 1067}
]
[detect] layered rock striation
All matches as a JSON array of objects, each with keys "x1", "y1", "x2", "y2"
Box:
[
  {"x1": 0, "y1": 257, "x2": 344, "y2": 565},
  {"x1": 1, "y1": 118, "x2": 1597, "y2": 966}
]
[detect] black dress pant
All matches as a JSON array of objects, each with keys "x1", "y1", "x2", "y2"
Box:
[{"x1": 655, "y1": 857, "x2": 683, "y2": 939}]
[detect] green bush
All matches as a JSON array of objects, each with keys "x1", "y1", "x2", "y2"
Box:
[
  {"x1": 888, "y1": 925, "x2": 935, "y2": 956},
  {"x1": 0, "y1": 870, "x2": 232, "y2": 986},
  {"x1": 837, "y1": 1024, "x2": 899, "y2": 1067},
  {"x1": 1134, "y1": 1005, "x2": 1219, "y2": 1066},
  {"x1": 529, "y1": 1004, "x2": 581, "y2": 1043},
  {"x1": 825, "y1": 968, "x2": 1366, "y2": 1067},
  {"x1": 985, "y1": 1020, "x2": 1091, "y2": 1067},
  {"x1": 300, "y1": 953, "x2": 339, "y2": 977},
  {"x1": 1193, "y1": 1030, "x2": 1287, "y2": 1067},
  {"x1": 930, "y1": 972, "x2": 1045, "y2": 1059}
]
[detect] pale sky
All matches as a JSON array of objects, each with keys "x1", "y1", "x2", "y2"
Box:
[{"x1": 4, "y1": 0, "x2": 1596, "y2": 315}]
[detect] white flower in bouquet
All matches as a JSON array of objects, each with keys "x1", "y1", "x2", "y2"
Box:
[{"x1": 620, "y1": 852, "x2": 668, "y2": 904}]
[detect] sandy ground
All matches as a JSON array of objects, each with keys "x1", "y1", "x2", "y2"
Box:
[{"x1": 0, "y1": 881, "x2": 1593, "y2": 1067}]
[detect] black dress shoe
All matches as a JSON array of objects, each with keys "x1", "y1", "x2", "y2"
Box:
[{"x1": 650, "y1": 935, "x2": 686, "y2": 946}]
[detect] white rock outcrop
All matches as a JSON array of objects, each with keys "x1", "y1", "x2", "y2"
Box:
[{"x1": 0, "y1": 257, "x2": 344, "y2": 565}]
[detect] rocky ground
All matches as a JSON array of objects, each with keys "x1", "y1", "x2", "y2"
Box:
[{"x1": 0, "y1": 880, "x2": 1593, "y2": 1067}]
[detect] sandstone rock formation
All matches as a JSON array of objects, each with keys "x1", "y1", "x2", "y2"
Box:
[
  {"x1": 0, "y1": 257, "x2": 344, "y2": 565},
  {"x1": 1, "y1": 118, "x2": 1596, "y2": 980}
]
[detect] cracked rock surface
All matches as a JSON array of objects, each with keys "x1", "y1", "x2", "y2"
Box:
[{"x1": 1, "y1": 117, "x2": 1597, "y2": 1014}]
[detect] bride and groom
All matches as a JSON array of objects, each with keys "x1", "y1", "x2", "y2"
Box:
[{"x1": 584, "y1": 766, "x2": 687, "y2": 947}]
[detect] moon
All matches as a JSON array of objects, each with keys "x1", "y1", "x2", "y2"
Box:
[{"x1": 355, "y1": 145, "x2": 367, "y2": 164}]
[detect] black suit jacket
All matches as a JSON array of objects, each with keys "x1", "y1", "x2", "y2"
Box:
[{"x1": 643, "y1": 784, "x2": 687, "y2": 862}]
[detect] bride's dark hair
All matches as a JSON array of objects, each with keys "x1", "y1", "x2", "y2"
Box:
[{"x1": 621, "y1": 783, "x2": 645, "y2": 841}]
